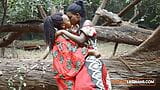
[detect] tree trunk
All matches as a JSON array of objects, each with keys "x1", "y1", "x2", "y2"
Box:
[
  {"x1": 0, "y1": 58, "x2": 58, "y2": 90},
  {"x1": 1, "y1": 0, "x2": 7, "y2": 57},
  {"x1": 0, "y1": 32, "x2": 22, "y2": 47},
  {"x1": 0, "y1": 24, "x2": 43, "y2": 33},
  {"x1": 126, "y1": 25, "x2": 160, "y2": 60},
  {"x1": 0, "y1": 23, "x2": 152, "y2": 47},
  {"x1": 95, "y1": 24, "x2": 152, "y2": 45},
  {"x1": 131, "y1": 25, "x2": 160, "y2": 53},
  {"x1": 0, "y1": 24, "x2": 43, "y2": 47}
]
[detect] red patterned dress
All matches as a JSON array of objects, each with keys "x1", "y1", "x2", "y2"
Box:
[
  {"x1": 52, "y1": 26, "x2": 111, "y2": 90},
  {"x1": 52, "y1": 34, "x2": 88, "y2": 89}
]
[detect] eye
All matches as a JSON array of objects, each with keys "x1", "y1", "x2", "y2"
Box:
[{"x1": 68, "y1": 16, "x2": 72, "y2": 19}]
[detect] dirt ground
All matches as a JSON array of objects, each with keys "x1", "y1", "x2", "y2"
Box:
[{"x1": 0, "y1": 40, "x2": 136, "y2": 60}]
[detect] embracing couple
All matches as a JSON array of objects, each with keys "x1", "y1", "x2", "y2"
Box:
[{"x1": 43, "y1": 0, "x2": 111, "y2": 90}]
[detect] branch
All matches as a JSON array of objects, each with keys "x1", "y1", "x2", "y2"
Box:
[
  {"x1": 37, "y1": 5, "x2": 47, "y2": 19},
  {"x1": 96, "y1": 9, "x2": 122, "y2": 24},
  {"x1": 108, "y1": 0, "x2": 141, "y2": 56},
  {"x1": 118, "y1": 0, "x2": 141, "y2": 17},
  {"x1": 92, "y1": 0, "x2": 108, "y2": 25},
  {"x1": 129, "y1": 12, "x2": 139, "y2": 23}
]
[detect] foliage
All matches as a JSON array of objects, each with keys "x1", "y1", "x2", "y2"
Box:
[
  {"x1": 84, "y1": 0, "x2": 100, "y2": 19},
  {"x1": 137, "y1": 0, "x2": 160, "y2": 28},
  {"x1": 0, "y1": 0, "x2": 159, "y2": 29},
  {"x1": 107, "y1": 0, "x2": 159, "y2": 28},
  {"x1": 5, "y1": 0, "x2": 53, "y2": 23}
]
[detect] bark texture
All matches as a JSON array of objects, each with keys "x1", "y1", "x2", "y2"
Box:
[{"x1": 0, "y1": 23, "x2": 152, "y2": 47}]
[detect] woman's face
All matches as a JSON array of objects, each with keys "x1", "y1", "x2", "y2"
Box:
[
  {"x1": 66, "y1": 12, "x2": 81, "y2": 26},
  {"x1": 62, "y1": 14, "x2": 71, "y2": 29}
]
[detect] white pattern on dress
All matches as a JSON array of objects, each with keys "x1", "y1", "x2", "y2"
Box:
[{"x1": 86, "y1": 56, "x2": 105, "y2": 90}]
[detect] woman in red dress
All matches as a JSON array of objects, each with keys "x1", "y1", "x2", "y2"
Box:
[
  {"x1": 43, "y1": 0, "x2": 111, "y2": 90},
  {"x1": 43, "y1": 13, "x2": 96, "y2": 89}
]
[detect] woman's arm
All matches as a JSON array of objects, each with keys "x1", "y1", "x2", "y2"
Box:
[{"x1": 56, "y1": 30, "x2": 87, "y2": 44}]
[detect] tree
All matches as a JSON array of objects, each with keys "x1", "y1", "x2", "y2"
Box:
[{"x1": 0, "y1": 0, "x2": 160, "y2": 89}]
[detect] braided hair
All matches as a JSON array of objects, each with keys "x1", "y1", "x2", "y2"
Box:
[{"x1": 43, "y1": 13, "x2": 63, "y2": 50}]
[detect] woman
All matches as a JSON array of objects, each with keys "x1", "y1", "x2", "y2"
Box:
[
  {"x1": 65, "y1": 0, "x2": 111, "y2": 90},
  {"x1": 40, "y1": 0, "x2": 86, "y2": 60},
  {"x1": 43, "y1": 12, "x2": 100, "y2": 89},
  {"x1": 66, "y1": 0, "x2": 85, "y2": 32},
  {"x1": 40, "y1": 13, "x2": 72, "y2": 60},
  {"x1": 44, "y1": 0, "x2": 111, "y2": 90}
]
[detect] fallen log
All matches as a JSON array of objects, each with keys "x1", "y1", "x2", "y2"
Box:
[
  {"x1": 130, "y1": 25, "x2": 160, "y2": 54},
  {"x1": 0, "y1": 23, "x2": 152, "y2": 47},
  {"x1": 0, "y1": 24, "x2": 43, "y2": 47},
  {"x1": 0, "y1": 32, "x2": 22, "y2": 47},
  {"x1": 95, "y1": 24, "x2": 152, "y2": 45},
  {"x1": 99, "y1": 0, "x2": 142, "y2": 56},
  {"x1": 0, "y1": 24, "x2": 43, "y2": 33},
  {"x1": 0, "y1": 58, "x2": 58, "y2": 90},
  {"x1": 96, "y1": 9, "x2": 122, "y2": 24},
  {"x1": 23, "y1": 45, "x2": 41, "y2": 50},
  {"x1": 106, "y1": 25, "x2": 160, "y2": 90}
]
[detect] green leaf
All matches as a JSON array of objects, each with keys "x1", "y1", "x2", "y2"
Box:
[{"x1": 125, "y1": 0, "x2": 131, "y2": 3}]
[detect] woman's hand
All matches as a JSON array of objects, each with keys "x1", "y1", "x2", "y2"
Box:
[
  {"x1": 94, "y1": 51, "x2": 101, "y2": 58},
  {"x1": 55, "y1": 30, "x2": 65, "y2": 37},
  {"x1": 88, "y1": 50, "x2": 101, "y2": 58}
]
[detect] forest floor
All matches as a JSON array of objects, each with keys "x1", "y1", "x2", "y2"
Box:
[{"x1": 0, "y1": 40, "x2": 136, "y2": 60}]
